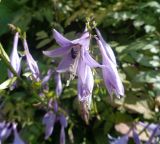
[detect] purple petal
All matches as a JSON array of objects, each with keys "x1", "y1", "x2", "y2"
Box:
[
  {"x1": 60, "y1": 127, "x2": 65, "y2": 144},
  {"x1": 42, "y1": 111, "x2": 56, "y2": 139},
  {"x1": 55, "y1": 72, "x2": 63, "y2": 96},
  {"x1": 78, "y1": 66, "x2": 94, "y2": 108},
  {"x1": 133, "y1": 130, "x2": 141, "y2": 144},
  {"x1": 23, "y1": 39, "x2": 40, "y2": 81},
  {"x1": 53, "y1": 101, "x2": 58, "y2": 112},
  {"x1": 53, "y1": 29, "x2": 72, "y2": 47},
  {"x1": 42, "y1": 69, "x2": 53, "y2": 86},
  {"x1": 146, "y1": 125, "x2": 160, "y2": 144},
  {"x1": 95, "y1": 28, "x2": 117, "y2": 65},
  {"x1": 84, "y1": 51, "x2": 104, "y2": 68},
  {"x1": 56, "y1": 53, "x2": 74, "y2": 73},
  {"x1": 12, "y1": 123, "x2": 25, "y2": 144},
  {"x1": 110, "y1": 135, "x2": 128, "y2": 144},
  {"x1": 8, "y1": 32, "x2": 21, "y2": 78},
  {"x1": 0, "y1": 123, "x2": 11, "y2": 141},
  {"x1": 96, "y1": 38, "x2": 124, "y2": 97},
  {"x1": 43, "y1": 46, "x2": 70, "y2": 58},
  {"x1": 59, "y1": 115, "x2": 67, "y2": 128},
  {"x1": 72, "y1": 31, "x2": 90, "y2": 51}
]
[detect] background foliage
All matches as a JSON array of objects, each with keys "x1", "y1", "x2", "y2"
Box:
[{"x1": 0, "y1": 0, "x2": 160, "y2": 143}]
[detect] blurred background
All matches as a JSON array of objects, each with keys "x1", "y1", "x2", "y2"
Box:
[{"x1": 0, "y1": 0, "x2": 160, "y2": 143}]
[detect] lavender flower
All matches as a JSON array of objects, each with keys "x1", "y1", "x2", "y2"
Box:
[
  {"x1": 0, "y1": 122, "x2": 11, "y2": 143},
  {"x1": 109, "y1": 135, "x2": 129, "y2": 144},
  {"x1": 55, "y1": 72, "x2": 63, "y2": 96},
  {"x1": 43, "y1": 29, "x2": 102, "y2": 79},
  {"x1": 133, "y1": 129, "x2": 141, "y2": 144},
  {"x1": 42, "y1": 111, "x2": 56, "y2": 139},
  {"x1": 41, "y1": 69, "x2": 53, "y2": 91},
  {"x1": 12, "y1": 123, "x2": 25, "y2": 144},
  {"x1": 95, "y1": 29, "x2": 124, "y2": 98},
  {"x1": 59, "y1": 115, "x2": 67, "y2": 144},
  {"x1": 23, "y1": 39, "x2": 40, "y2": 81},
  {"x1": 8, "y1": 32, "x2": 21, "y2": 78}
]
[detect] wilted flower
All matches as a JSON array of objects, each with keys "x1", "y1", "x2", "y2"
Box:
[
  {"x1": 23, "y1": 39, "x2": 40, "y2": 81},
  {"x1": 42, "y1": 111, "x2": 56, "y2": 139},
  {"x1": 12, "y1": 123, "x2": 25, "y2": 144},
  {"x1": 95, "y1": 28, "x2": 124, "y2": 98}
]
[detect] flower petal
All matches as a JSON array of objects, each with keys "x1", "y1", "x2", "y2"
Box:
[
  {"x1": 60, "y1": 127, "x2": 65, "y2": 144},
  {"x1": 42, "y1": 111, "x2": 56, "y2": 139},
  {"x1": 53, "y1": 29, "x2": 72, "y2": 47},
  {"x1": 13, "y1": 123, "x2": 25, "y2": 144},
  {"x1": 133, "y1": 130, "x2": 141, "y2": 144},
  {"x1": 59, "y1": 115, "x2": 67, "y2": 128},
  {"x1": 84, "y1": 51, "x2": 104, "y2": 68},
  {"x1": 95, "y1": 28, "x2": 117, "y2": 65},
  {"x1": 96, "y1": 38, "x2": 124, "y2": 97},
  {"x1": 110, "y1": 135, "x2": 128, "y2": 144},
  {"x1": 43, "y1": 46, "x2": 70, "y2": 58},
  {"x1": 56, "y1": 53, "x2": 74, "y2": 73},
  {"x1": 8, "y1": 32, "x2": 21, "y2": 78},
  {"x1": 23, "y1": 39, "x2": 40, "y2": 81},
  {"x1": 55, "y1": 72, "x2": 63, "y2": 96},
  {"x1": 78, "y1": 66, "x2": 94, "y2": 108}
]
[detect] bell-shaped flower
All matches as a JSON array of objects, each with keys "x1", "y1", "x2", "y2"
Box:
[
  {"x1": 55, "y1": 72, "x2": 63, "y2": 96},
  {"x1": 41, "y1": 69, "x2": 53, "y2": 91},
  {"x1": 48, "y1": 99, "x2": 58, "y2": 113},
  {"x1": 109, "y1": 135, "x2": 129, "y2": 144},
  {"x1": 43, "y1": 29, "x2": 102, "y2": 80},
  {"x1": 146, "y1": 124, "x2": 160, "y2": 144},
  {"x1": 95, "y1": 30, "x2": 124, "y2": 98},
  {"x1": 42, "y1": 111, "x2": 56, "y2": 139},
  {"x1": 23, "y1": 39, "x2": 40, "y2": 81},
  {"x1": 95, "y1": 28, "x2": 117, "y2": 65},
  {"x1": 59, "y1": 115, "x2": 67, "y2": 144},
  {"x1": 8, "y1": 32, "x2": 21, "y2": 78},
  {"x1": 78, "y1": 66, "x2": 94, "y2": 108},
  {"x1": 77, "y1": 65, "x2": 94, "y2": 123},
  {"x1": 0, "y1": 122, "x2": 11, "y2": 143},
  {"x1": 133, "y1": 129, "x2": 141, "y2": 144},
  {"x1": 12, "y1": 123, "x2": 25, "y2": 144}
]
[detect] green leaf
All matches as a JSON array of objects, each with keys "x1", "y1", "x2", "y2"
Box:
[
  {"x1": 0, "y1": 77, "x2": 17, "y2": 90},
  {"x1": 36, "y1": 38, "x2": 52, "y2": 49}
]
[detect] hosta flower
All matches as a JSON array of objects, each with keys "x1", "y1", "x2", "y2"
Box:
[
  {"x1": 0, "y1": 122, "x2": 11, "y2": 143},
  {"x1": 23, "y1": 39, "x2": 40, "y2": 81},
  {"x1": 133, "y1": 129, "x2": 141, "y2": 144},
  {"x1": 109, "y1": 135, "x2": 129, "y2": 144},
  {"x1": 78, "y1": 65, "x2": 94, "y2": 123},
  {"x1": 59, "y1": 115, "x2": 67, "y2": 144},
  {"x1": 55, "y1": 72, "x2": 63, "y2": 96},
  {"x1": 42, "y1": 111, "x2": 56, "y2": 139},
  {"x1": 41, "y1": 69, "x2": 53, "y2": 91},
  {"x1": 12, "y1": 123, "x2": 25, "y2": 144},
  {"x1": 43, "y1": 29, "x2": 102, "y2": 81},
  {"x1": 95, "y1": 28, "x2": 124, "y2": 98},
  {"x1": 8, "y1": 32, "x2": 21, "y2": 78}
]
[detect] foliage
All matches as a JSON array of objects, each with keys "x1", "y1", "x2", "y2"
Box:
[{"x1": 0, "y1": 0, "x2": 160, "y2": 144}]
